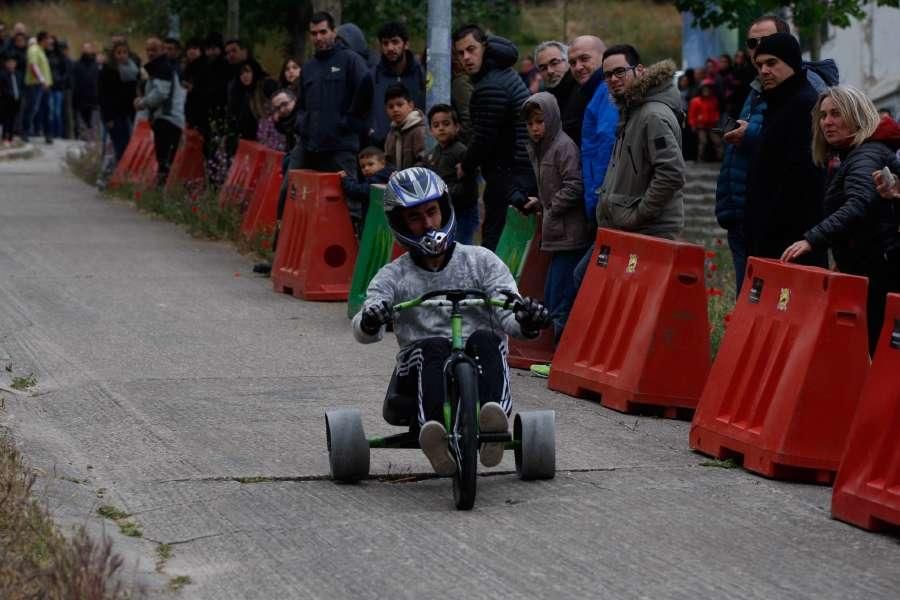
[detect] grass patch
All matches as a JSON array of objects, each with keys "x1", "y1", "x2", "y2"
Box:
[
  {"x1": 703, "y1": 238, "x2": 737, "y2": 359},
  {"x1": 63, "y1": 142, "x2": 104, "y2": 187},
  {"x1": 700, "y1": 457, "x2": 740, "y2": 469},
  {"x1": 117, "y1": 521, "x2": 143, "y2": 538},
  {"x1": 233, "y1": 476, "x2": 273, "y2": 484},
  {"x1": 168, "y1": 575, "x2": 192, "y2": 593},
  {"x1": 155, "y1": 543, "x2": 173, "y2": 573},
  {"x1": 97, "y1": 505, "x2": 129, "y2": 521},
  {"x1": 10, "y1": 373, "x2": 37, "y2": 392},
  {"x1": 0, "y1": 433, "x2": 131, "y2": 598}
]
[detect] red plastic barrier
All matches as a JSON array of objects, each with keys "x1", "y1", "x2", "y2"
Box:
[
  {"x1": 832, "y1": 293, "x2": 900, "y2": 530},
  {"x1": 240, "y1": 147, "x2": 285, "y2": 247},
  {"x1": 690, "y1": 257, "x2": 870, "y2": 483},
  {"x1": 109, "y1": 120, "x2": 157, "y2": 191},
  {"x1": 547, "y1": 228, "x2": 710, "y2": 417},
  {"x1": 218, "y1": 140, "x2": 265, "y2": 209},
  {"x1": 507, "y1": 213, "x2": 555, "y2": 369},
  {"x1": 272, "y1": 170, "x2": 358, "y2": 301},
  {"x1": 164, "y1": 128, "x2": 206, "y2": 195}
]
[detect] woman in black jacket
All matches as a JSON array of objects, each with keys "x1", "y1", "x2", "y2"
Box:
[
  {"x1": 782, "y1": 85, "x2": 900, "y2": 354},
  {"x1": 97, "y1": 40, "x2": 138, "y2": 163}
]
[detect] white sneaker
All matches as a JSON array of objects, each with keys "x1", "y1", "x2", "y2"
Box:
[
  {"x1": 419, "y1": 421, "x2": 456, "y2": 476},
  {"x1": 479, "y1": 402, "x2": 509, "y2": 467}
]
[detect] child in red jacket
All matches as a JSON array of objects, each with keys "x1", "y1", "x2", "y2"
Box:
[{"x1": 688, "y1": 81, "x2": 723, "y2": 161}]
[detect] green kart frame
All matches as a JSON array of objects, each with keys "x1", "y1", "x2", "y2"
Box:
[{"x1": 325, "y1": 288, "x2": 556, "y2": 511}]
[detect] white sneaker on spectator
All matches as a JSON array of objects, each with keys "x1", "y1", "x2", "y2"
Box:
[
  {"x1": 479, "y1": 402, "x2": 508, "y2": 467},
  {"x1": 419, "y1": 421, "x2": 456, "y2": 476}
]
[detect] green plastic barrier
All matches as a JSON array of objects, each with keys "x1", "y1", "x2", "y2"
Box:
[
  {"x1": 495, "y1": 207, "x2": 537, "y2": 281},
  {"x1": 347, "y1": 186, "x2": 397, "y2": 318}
]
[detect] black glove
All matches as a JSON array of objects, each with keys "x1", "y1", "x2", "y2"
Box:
[
  {"x1": 360, "y1": 300, "x2": 393, "y2": 335},
  {"x1": 514, "y1": 297, "x2": 551, "y2": 339}
]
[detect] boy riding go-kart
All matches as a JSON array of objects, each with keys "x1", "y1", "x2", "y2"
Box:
[{"x1": 329, "y1": 167, "x2": 554, "y2": 509}]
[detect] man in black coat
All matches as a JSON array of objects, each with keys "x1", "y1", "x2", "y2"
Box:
[
  {"x1": 368, "y1": 21, "x2": 426, "y2": 149},
  {"x1": 535, "y1": 40, "x2": 586, "y2": 146},
  {"x1": 455, "y1": 25, "x2": 535, "y2": 251},
  {"x1": 292, "y1": 11, "x2": 372, "y2": 173},
  {"x1": 744, "y1": 33, "x2": 826, "y2": 266},
  {"x1": 71, "y1": 42, "x2": 99, "y2": 139}
]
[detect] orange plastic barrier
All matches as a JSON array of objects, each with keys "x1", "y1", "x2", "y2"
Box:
[
  {"x1": 272, "y1": 170, "x2": 358, "y2": 301},
  {"x1": 832, "y1": 293, "x2": 900, "y2": 530},
  {"x1": 690, "y1": 257, "x2": 870, "y2": 483},
  {"x1": 547, "y1": 229, "x2": 710, "y2": 417},
  {"x1": 218, "y1": 140, "x2": 265, "y2": 209},
  {"x1": 164, "y1": 128, "x2": 206, "y2": 195},
  {"x1": 507, "y1": 213, "x2": 555, "y2": 369},
  {"x1": 240, "y1": 147, "x2": 285, "y2": 247},
  {"x1": 109, "y1": 120, "x2": 157, "y2": 191}
]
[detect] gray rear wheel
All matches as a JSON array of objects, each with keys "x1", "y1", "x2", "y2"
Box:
[
  {"x1": 325, "y1": 408, "x2": 370, "y2": 482},
  {"x1": 514, "y1": 410, "x2": 556, "y2": 480}
]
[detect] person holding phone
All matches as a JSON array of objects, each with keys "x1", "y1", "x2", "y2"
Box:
[{"x1": 715, "y1": 15, "x2": 838, "y2": 292}]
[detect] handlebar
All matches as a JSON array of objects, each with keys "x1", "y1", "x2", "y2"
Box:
[{"x1": 393, "y1": 288, "x2": 522, "y2": 313}]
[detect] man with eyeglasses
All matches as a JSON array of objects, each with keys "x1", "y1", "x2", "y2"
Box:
[
  {"x1": 535, "y1": 41, "x2": 580, "y2": 145},
  {"x1": 594, "y1": 44, "x2": 685, "y2": 241},
  {"x1": 716, "y1": 15, "x2": 838, "y2": 292},
  {"x1": 568, "y1": 36, "x2": 618, "y2": 226}
]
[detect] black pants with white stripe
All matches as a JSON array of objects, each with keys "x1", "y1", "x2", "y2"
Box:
[{"x1": 395, "y1": 330, "x2": 511, "y2": 426}]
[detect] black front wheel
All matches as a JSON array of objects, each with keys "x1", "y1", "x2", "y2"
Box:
[{"x1": 451, "y1": 361, "x2": 479, "y2": 510}]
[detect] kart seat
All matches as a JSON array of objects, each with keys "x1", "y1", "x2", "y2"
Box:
[{"x1": 383, "y1": 369, "x2": 417, "y2": 427}]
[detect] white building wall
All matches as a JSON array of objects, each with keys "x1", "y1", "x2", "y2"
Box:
[{"x1": 819, "y1": 2, "x2": 900, "y2": 114}]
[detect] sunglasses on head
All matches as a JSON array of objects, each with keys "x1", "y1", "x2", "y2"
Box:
[{"x1": 746, "y1": 36, "x2": 768, "y2": 50}]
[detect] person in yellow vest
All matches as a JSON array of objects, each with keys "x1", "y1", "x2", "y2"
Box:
[{"x1": 24, "y1": 31, "x2": 52, "y2": 143}]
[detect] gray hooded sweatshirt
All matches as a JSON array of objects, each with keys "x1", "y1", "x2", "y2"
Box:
[
  {"x1": 523, "y1": 92, "x2": 593, "y2": 252},
  {"x1": 596, "y1": 59, "x2": 685, "y2": 238},
  {"x1": 352, "y1": 244, "x2": 526, "y2": 350}
]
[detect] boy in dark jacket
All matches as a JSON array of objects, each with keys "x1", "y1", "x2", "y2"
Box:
[
  {"x1": 523, "y1": 92, "x2": 592, "y2": 340},
  {"x1": 383, "y1": 83, "x2": 426, "y2": 170},
  {"x1": 423, "y1": 103, "x2": 479, "y2": 244},
  {"x1": 0, "y1": 53, "x2": 21, "y2": 144},
  {"x1": 339, "y1": 146, "x2": 395, "y2": 237}
]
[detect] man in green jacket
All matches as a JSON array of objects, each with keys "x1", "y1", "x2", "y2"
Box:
[
  {"x1": 24, "y1": 31, "x2": 52, "y2": 143},
  {"x1": 595, "y1": 44, "x2": 685, "y2": 239}
]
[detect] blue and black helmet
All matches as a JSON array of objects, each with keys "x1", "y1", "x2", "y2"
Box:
[{"x1": 384, "y1": 167, "x2": 456, "y2": 256}]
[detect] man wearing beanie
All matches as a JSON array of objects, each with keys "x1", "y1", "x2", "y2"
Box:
[{"x1": 743, "y1": 32, "x2": 826, "y2": 267}]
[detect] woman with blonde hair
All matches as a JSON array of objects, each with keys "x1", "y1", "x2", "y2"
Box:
[{"x1": 782, "y1": 84, "x2": 900, "y2": 354}]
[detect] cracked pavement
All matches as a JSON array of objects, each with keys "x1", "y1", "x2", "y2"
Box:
[{"x1": 0, "y1": 144, "x2": 898, "y2": 599}]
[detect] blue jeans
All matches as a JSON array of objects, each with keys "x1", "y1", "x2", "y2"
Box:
[
  {"x1": 573, "y1": 244, "x2": 594, "y2": 292},
  {"x1": 728, "y1": 228, "x2": 747, "y2": 295},
  {"x1": 25, "y1": 84, "x2": 49, "y2": 138},
  {"x1": 48, "y1": 90, "x2": 64, "y2": 138},
  {"x1": 546, "y1": 248, "x2": 589, "y2": 340},
  {"x1": 455, "y1": 204, "x2": 480, "y2": 245}
]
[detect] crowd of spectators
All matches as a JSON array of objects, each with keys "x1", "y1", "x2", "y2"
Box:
[{"x1": 1, "y1": 12, "x2": 898, "y2": 352}]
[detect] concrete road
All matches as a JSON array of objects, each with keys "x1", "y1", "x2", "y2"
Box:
[{"x1": 1, "y1": 144, "x2": 897, "y2": 599}]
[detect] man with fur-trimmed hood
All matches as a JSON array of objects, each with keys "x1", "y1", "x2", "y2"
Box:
[{"x1": 595, "y1": 44, "x2": 685, "y2": 239}]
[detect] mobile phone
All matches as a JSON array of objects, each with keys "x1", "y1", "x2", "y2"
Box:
[
  {"x1": 881, "y1": 166, "x2": 897, "y2": 189},
  {"x1": 711, "y1": 116, "x2": 738, "y2": 136}
]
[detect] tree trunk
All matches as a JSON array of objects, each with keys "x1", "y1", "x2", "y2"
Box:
[
  {"x1": 226, "y1": 0, "x2": 240, "y2": 39},
  {"x1": 810, "y1": 23, "x2": 821, "y2": 62},
  {"x1": 312, "y1": 0, "x2": 342, "y2": 24}
]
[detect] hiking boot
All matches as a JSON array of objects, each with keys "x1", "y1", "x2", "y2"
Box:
[
  {"x1": 479, "y1": 402, "x2": 509, "y2": 468},
  {"x1": 252, "y1": 262, "x2": 271, "y2": 275},
  {"x1": 419, "y1": 420, "x2": 456, "y2": 476}
]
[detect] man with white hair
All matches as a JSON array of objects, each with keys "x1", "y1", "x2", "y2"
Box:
[{"x1": 535, "y1": 40, "x2": 583, "y2": 146}]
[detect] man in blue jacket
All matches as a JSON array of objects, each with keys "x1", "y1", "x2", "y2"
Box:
[
  {"x1": 293, "y1": 11, "x2": 373, "y2": 174},
  {"x1": 716, "y1": 14, "x2": 838, "y2": 292},
  {"x1": 369, "y1": 21, "x2": 425, "y2": 149},
  {"x1": 569, "y1": 35, "x2": 618, "y2": 226}
]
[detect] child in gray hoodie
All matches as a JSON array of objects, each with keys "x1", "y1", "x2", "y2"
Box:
[{"x1": 523, "y1": 92, "x2": 594, "y2": 340}]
